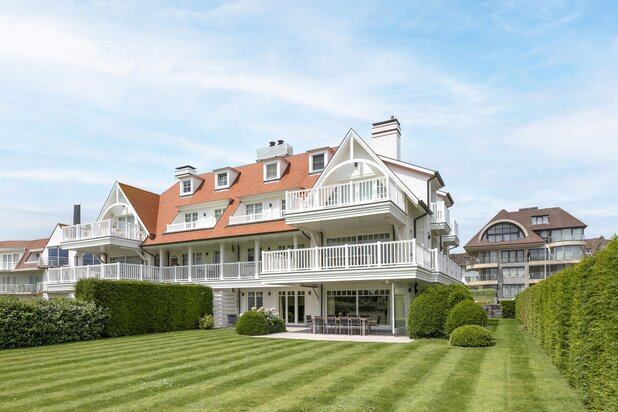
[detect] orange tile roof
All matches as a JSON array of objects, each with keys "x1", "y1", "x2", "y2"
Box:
[
  {"x1": 0, "y1": 238, "x2": 49, "y2": 271},
  {"x1": 143, "y1": 151, "x2": 321, "y2": 247},
  {"x1": 118, "y1": 182, "x2": 160, "y2": 235}
]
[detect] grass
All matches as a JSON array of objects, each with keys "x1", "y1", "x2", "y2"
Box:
[{"x1": 0, "y1": 319, "x2": 583, "y2": 411}]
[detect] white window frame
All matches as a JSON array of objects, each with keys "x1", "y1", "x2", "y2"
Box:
[
  {"x1": 247, "y1": 291, "x2": 264, "y2": 309},
  {"x1": 264, "y1": 161, "x2": 279, "y2": 181},
  {"x1": 246, "y1": 203, "x2": 263, "y2": 216},
  {"x1": 214, "y1": 208, "x2": 224, "y2": 220},
  {"x1": 309, "y1": 151, "x2": 327, "y2": 174},
  {"x1": 180, "y1": 179, "x2": 193, "y2": 196},
  {"x1": 215, "y1": 172, "x2": 229, "y2": 190}
]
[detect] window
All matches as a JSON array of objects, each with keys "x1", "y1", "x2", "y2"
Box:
[
  {"x1": 214, "y1": 208, "x2": 224, "y2": 220},
  {"x1": 531, "y1": 215, "x2": 549, "y2": 225},
  {"x1": 216, "y1": 172, "x2": 228, "y2": 188},
  {"x1": 528, "y1": 248, "x2": 548, "y2": 261},
  {"x1": 1, "y1": 253, "x2": 20, "y2": 270},
  {"x1": 551, "y1": 245, "x2": 584, "y2": 261},
  {"x1": 181, "y1": 179, "x2": 192, "y2": 195},
  {"x1": 181, "y1": 253, "x2": 203, "y2": 266},
  {"x1": 246, "y1": 203, "x2": 263, "y2": 215},
  {"x1": 311, "y1": 153, "x2": 325, "y2": 172},
  {"x1": 479, "y1": 268, "x2": 498, "y2": 281},
  {"x1": 500, "y1": 250, "x2": 524, "y2": 263},
  {"x1": 480, "y1": 251, "x2": 498, "y2": 263},
  {"x1": 502, "y1": 267, "x2": 525, "y2": 278},
  {"x1": 247, "y1": 291, "x2": 263, "y2": 309},
  {"x1": 326, "y1": 289, "x2": 390, "y2": 325},
  {"x1": 501, "y1": 284, "x2": 524, "y2": 298},
  {"x1": 481, "y1": 223, "x2": 524, "y2": 242},
  {"x1": 184, "y1": 212, "x2": 198, "y2": 223},
  {"x1": 214, "y1": 251, "x2": 220, "y2": 264},
  {"x1": 265, "y1": 163, "x2": 278, "y2": 180},
  {"x1": 47, "y1": 247, "x2": 69, "y2": 267},
  {"x1": 109, "y1": 255, "x2": 142, "y2": 264},
  {"x1": 281, "y1": 199, "x2": 286, "y2": 212},
  {"x1": 82, "y1": 253, "x2": 100, "y2": 266},
  {"x1": 549, "y1": 227, "x2": 584, "y2": 242}
]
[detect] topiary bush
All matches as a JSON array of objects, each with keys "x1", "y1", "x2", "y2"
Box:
[
  {"x1": 450, "y1": 325, "x2": 493, "y2": 347},
  {"x1": 516, "y1": 237, "x2": 618, "y2": 411},
  {"x1": 501, "y1": 300, "x2": 515, "y2": 318},
  {"x1": 445, "y1": 300, "x2": 488, "y2": 335},
  {"x1": 198, "y1": 314, "x2": 215, "y2": 330},
  {"x1": 76, "y1": 279, "x2": 213, "y2": 337},
  {"x1": 407, "y1": 284, "x2": 474, "y2": 338},
  {"x1": 0, "y1": 297, "x2": 109, "y2": 349},
  {"x1": 236, "y1": 310, "x2": 268, "y2": 336}
]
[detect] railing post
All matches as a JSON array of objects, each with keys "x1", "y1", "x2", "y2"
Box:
[
  {"x1": 344, "y1": 244, "x2": 349, "y2": 269},
  {"x1": 87, "y1": 265, "x2": 91, "y2": 279},
  {"x1": 117, "y1": 262, "x2": 121, "y2": 280},
  {"x1": 314, "y1": 246, "x2": 319, "y2": 271},
  {"x1": 377, "y1": 241, "x2": 382, "y2": 267},
  {"x1": 412, "y1": 239, "x2": 417, "y2": 265},
  {"x1": 139, "y1": 265, "x2": 143, "y2": 281},
  {"x1": 287, "y1": 249, "x2": 292, "y2": 272}
]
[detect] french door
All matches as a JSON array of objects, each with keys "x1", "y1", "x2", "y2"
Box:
[{"x1": 278, "y1": 291, "x2": 305, "y2": 324}]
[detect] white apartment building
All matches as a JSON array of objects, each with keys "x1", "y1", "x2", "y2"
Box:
[{"x1": 4, "y1": 118, "x2": 462, "y2": 334}]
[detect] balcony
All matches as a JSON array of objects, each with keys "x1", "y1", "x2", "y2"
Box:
[
  {"x1": 166, "y1": 218, "x2": 217, "y2": 233},
  {"x1": 62, "y1": 220, "x2": 146, "y2": 250},
  {"x1": 38, "y1": 256, "x2": 70, "y2": 268},
  {"x1": 430, "y1": 201, "x2": 451, "y2": 234},
  {"x1": 284, "y1": 178, "x2": 407, "y2": 229},
  {"x1": 229, "y1": 210, "x2": 283, "y2": 225},
  {"x1": 0, "y1": 262, "x2": 17, "y2": 271},
  {"x1": 261, "y1": 239, "x2": 462, "y2": 283},
  {"x1": 0, "y1": 284, "x2": 36, "y2": 294},
  {"x1": 443, "y1": 218, "x2": 460, "y2": 246}
]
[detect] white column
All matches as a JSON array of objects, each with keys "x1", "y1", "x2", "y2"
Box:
[
  {"x1": 219, "y1": 243, "x2": 225, "y2": 280},
  {"x1": 187, "y1": 246, "x2": 193, "y2": 282},
  {"x1": 293, "y1": 235, "x2": 298, "y2": 249},
  {"x1": 254, "y1": 239, "x2": 260, "y2": 278},
  {"x1": 159, "y1": 249, "x2": 165, "y2": 268}
]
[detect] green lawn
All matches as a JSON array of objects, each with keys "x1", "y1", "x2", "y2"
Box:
[{"x1": 0, "y1": 319, "x2": 583, "y2": 411}]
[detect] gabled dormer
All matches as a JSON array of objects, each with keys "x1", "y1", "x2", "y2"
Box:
[
  {"x1": 262, "y1": 157, "x2": 289, "y2": 182},
  {"x1": 175, "y1": 165, "x2": 203, "y2": 197},
  {"x1": 307, "y1": 147, "x2": 332, "y2": 174},
  {"x1": 213, "y1": 167, "x2": 239, "y2": 191}
]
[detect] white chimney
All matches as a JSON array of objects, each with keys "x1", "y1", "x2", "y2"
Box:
[
  {"x1": 371, "y1": 116, "x2": 401, "y2": 160},
  {"x1": 256, "y1": 140, "x2": 293, "y2": 161},
  {"x1": 175, "y1": 165, "x2": 197, "y2": 179}
]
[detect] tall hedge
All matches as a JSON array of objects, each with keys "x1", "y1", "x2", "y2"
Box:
[
  {"x1": 0, "y1": 297, "x2": 109, "y2": 349},
  {"x1": 407, "y1": 284, "x2": 473, "y2": 338},
  {"x1": 516, "y1": 237, "x2": 618, "y2": 411},
  {"x1": 76, "y1": 279, "x2": 213, "y2": 337}
]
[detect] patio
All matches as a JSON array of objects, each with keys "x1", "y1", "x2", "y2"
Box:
[{"x1": 256, "y1": 326, "x2": 412, "y2": 343}]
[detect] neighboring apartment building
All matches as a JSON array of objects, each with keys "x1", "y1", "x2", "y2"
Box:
[
  {"x1": 32, "y1": 117, "x2": 461, "y2": 334},
  {"x1": 462, "y1": 207, "x2": 586, "y2": 300},
  {"x1": 585, "y1": 236, "x2": 610, "y2": 256},
  {"x1": 0, "y1": 238, "x2": 48, "y2": 295}
]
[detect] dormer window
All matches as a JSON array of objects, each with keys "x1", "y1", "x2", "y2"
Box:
[
  {"x1": 309, "y1": 150, "x2": 328, "y2": 173},
  {"x1": 265, "y1": 162, "x2": 278, "y2": 181},
  {"x1": 531, "y1": 215, "x2": 549, "y2": 225},
  {"x1": 181, "y1": 179, "x2": 192, "y2": 195},
  {"x1": 216, "y1": 172, "x2": 228, "y2": 189}
]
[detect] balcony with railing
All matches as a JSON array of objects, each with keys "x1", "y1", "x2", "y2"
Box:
[
  {"x1": 285, "y1": 177, "x2": 406, "y2": 214},
  {"x1": 0, "y1": 262, "x2": 17, "y2": 271},
  {"x1": 261, "y1": 239, "x2": 462, "y2": 282},
  {"x1": 38, "y1": 256, "x2": 70, "y2": 268},
  {"x1": 62, "y1": 220, "x2": 146, "y2": 243},
  {"x1": 430, "y1": 201, "x2": 451, "y2": 234},
  {"x1": 229, "y1": 210, "x2": 283, "y2": 225},
  {"x1": 0, "y1": 284, "x2": 36, "y2": 294},
  {"x1": 443, "y1": 218, "x2": 460, "y2": 246},
  {"x1": 166, "y1": 218, "x2": 217, "y2": 233}
]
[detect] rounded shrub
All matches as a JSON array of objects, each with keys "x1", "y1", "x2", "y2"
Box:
[
  {"x1": 407, "y1": 284, "x2": 474, "y2": 338},
  {"x1": 450, "y1": 325, "x2": 493, "y2": 347},
  {"x1": 198, "y1": 314, "x2": 215, "y2": 330},
  {"x1": 445, "y1": 300, "x2": 488, "y2": 335},
  {"x1": 236, "y1": 311, "x2": 268, "y2": 336}
]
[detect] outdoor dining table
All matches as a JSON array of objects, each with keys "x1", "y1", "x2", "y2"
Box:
[{"x1": 312, "y1": 316, "x2": 372, "y2": 336}]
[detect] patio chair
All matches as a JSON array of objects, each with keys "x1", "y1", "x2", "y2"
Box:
[
  {"x1": 227, "y1": 314, "x2": 238, "y2": 327},
  {"x1": 325, "y1": 317, "x2": 338, "y2": 334},
  {"x1": 305, "y1": 315, "x2": 313, "y2": 329},
  {"x1": 314, "y1": 316, "x2": 325, "y2": 334},
  {"x1": 367, "y1": 315, "x2": 380, "y2": 334},
  {"x1": 339, "y1": 316, "x2": 351, "y2": 335},
  {"x1": 350, "y1": 316, "x2": 362, "y2": 335}
]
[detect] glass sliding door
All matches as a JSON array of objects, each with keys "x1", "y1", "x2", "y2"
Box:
[
  {"x1": 278, "y1": 291, "x2": 306, "y2": 324},
  {"x1": 326, "y1": 289, "x2": 391, "y2": 326}
]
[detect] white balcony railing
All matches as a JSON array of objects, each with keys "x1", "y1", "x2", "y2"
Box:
[
  {"x1": 166, "y1": 218, "x2": 217, "y2": 233},
  {"x1": 38, "y1": 257, "x2": 70, "y2": 267},
  {"x1": 62, "y1": 220, "x2": 145, "y2": 242},
  {"x1": 46, "y1": 261, "x2": 262, "y2": 285},
  {"x1": 0, "y1": 284, "x2": 35, "y2": 294},
  {"x1": 229, "y1": 210, "x2": 283, "y2": 225},
  {"x1": 261, "y1": 239, "x2": 462, "y2": 282},
  {"x1": 451, "y1": 219, "x2": 459, "y2": 238},
  {"x1": 431, "y1": 201, "x2": 450, "y2": 225},
  {"x1": 0, "y1": 262, "x2": 17, "y2": 271},
  {"x1": 286, "y1": 177, "x2": 406, "y2": 213}
]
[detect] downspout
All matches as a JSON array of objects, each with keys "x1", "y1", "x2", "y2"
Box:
[
  {"x1": 413, "y1": 200, "x2": 430, "y2": 239},
  {"x1": 139, "y1": 238, "x2": 158, "y2": 264}
]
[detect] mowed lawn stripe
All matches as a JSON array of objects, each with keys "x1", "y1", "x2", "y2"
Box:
[
  {"x1": 113, "y1": 340, "x2": 350, "y2": 411},
  {"x1": 180, "y1": 342, "x2": 408, "y2": 411},
  {"x1": 257, "y1": 344, "x2": 427, "y2": 412},
  {"x1": 318, "y1": 342, "x2": 451, "y2": 411},
  {"x1": 0, "y1": 332, "x2": 241, "y2": 386},
  {"x1": 5, "y1": 338, "x2": 306, "y2": 411}
]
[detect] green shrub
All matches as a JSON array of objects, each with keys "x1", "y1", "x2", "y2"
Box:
[
  {"x1": 516, "y1": 237, "x2": 618, "y2": 411},
  {"x1": 501, "y1": 300, "x2": 515, "y2": 318},
  {"x1": 236, "y1": 310, "x2": 268, "y2": 336},
  {"x1": 407, "y1": 284, "x2": 473, "y2": 338},
  {"x1": 76, "y1": 279, "x2": 213, "y2": 337},
  {"x1": 0, "y1": 297, "x2": 109, "y2": 349},
  {"x1": 445, "y1": 300, "x2": 488, "y2": 335},
  {"x1": 450, "y1": 325, "x2": 493, "y2": 347},
  {"x1": 470, "y1": 288, "x2": 497, "y2": 304},
  {"x1": 198, "y1": 314, "x2": 215, "y2": 330}
]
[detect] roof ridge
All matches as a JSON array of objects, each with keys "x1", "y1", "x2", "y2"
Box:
[{"x1": 118, "y1": 181, "x2": 160, "y2": 197}]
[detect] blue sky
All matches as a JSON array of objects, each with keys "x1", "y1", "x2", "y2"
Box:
[{"x1": 1, "y1": 0, "x2": 617, "y2": 248}]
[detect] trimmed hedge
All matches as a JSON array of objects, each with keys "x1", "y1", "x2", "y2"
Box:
[
  {"x1": 470, "y1": 288, "x2": 496, "y2": 304},
  {"x1": 450, "y1": 325, "x2": 493, "y2": 347},
  {"x1": 76, "y1": 279, "x2": 213, "y2": 337},
  {"x1": 500, "y1": 300, "x2": 515, "y2": 318},
  {"x1": 407, "y1": 284, "x2": 473, "y2": 338},
  {"x1": 445, "y1": 300, "x2": 488, "y2": 335},
  {"x1": 0, "y1": 297, "x2": 109, "y2": 349},
  {"x1": 516, "y1": 237, "x2": 618, "y2": 411},
  {"x1": 236, "y1": 311, "x2": 268, "y2": 336}
]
